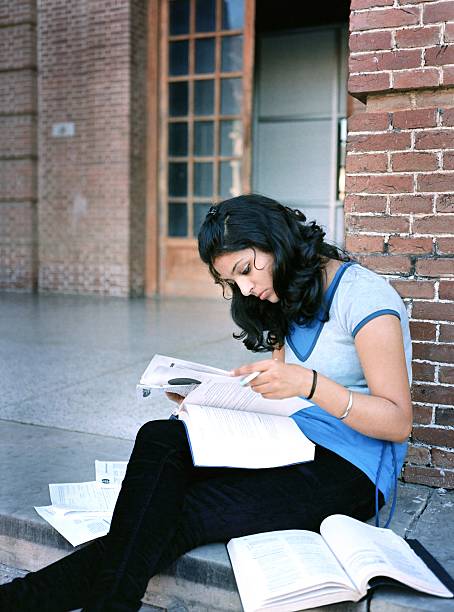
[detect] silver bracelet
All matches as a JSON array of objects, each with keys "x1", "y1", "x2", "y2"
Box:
[{"x1": 339, "y1": 391, "x2": 353, "y2": 420}]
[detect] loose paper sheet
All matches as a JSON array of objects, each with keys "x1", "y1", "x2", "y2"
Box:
[
  {"x1": 35, "y1": 505, "x2": 112, "y2": 547},
  {"x1": 49, "y1": 481, "x2": 120, "y2": 513},
  {"x1": 95, "y1": 461, "x2": 127, "y2": 487}
]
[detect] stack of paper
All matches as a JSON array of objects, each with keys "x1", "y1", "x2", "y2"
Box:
[{"x1": 35, "y1": 461, "x2": 127, "y2": 546}]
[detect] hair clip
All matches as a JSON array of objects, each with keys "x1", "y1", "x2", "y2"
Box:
[{"x1": 207, "y1": 206, "x2": 218, "y2": 218}]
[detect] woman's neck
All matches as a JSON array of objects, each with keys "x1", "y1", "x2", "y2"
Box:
[{"x1": 322, "y1": 258, "x2": 343, "y2": 291}]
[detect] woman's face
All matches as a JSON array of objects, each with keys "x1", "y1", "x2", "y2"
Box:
[{"x1": 213, "y1": 248, "x2": 279, "y2": 303}]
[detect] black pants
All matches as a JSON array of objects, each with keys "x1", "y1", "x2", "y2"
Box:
[{"x1": 0, "y1": 419, "x2": 382, "y2": 611}]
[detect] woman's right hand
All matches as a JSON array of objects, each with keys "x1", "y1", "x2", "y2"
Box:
[{"x1": 165, "y1": 391, "x2": 185, "y2": 406}]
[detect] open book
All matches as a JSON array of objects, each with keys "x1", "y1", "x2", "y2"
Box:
[
  {"x1": 138, "y1": 355, "x2": 315, "y2": 469},
  {"x1": 227, "y1": 514, "x2": 454, "y2": 612}
]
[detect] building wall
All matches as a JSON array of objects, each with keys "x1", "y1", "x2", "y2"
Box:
[
  {"x1": 347, "y1": 0, "x2": 454, "y2": 487},
  {"x1": 0, "y1": 0, "x2": 38, "y2": 291},
  {"x1": 37, "y1": 0, "x2": 147, "y2": 296}
]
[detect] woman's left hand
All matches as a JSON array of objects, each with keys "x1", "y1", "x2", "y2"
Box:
[{"x1": 231, "y1": 360, "x2": 312, "y2": 400}]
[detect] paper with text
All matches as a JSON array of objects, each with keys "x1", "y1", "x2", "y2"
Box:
[
  {"x1": 49, "y1": 481, "x2": 120, "y2": 513},
  {"x1": 95, "y1": 461, "x2": 128, "y2": 487},
  {"x1": 35, "y1": 505, "x2": 112, "y2": 547},
  {"x1": 180, "y1": 404, "x2": 314, "y2": 468}
]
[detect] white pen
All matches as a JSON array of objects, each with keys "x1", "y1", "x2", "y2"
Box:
[{"x1": 240, "y1": 371, "x2": 261, "y2": 386}]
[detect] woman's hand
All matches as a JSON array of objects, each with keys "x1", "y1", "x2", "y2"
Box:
[
  {"x1": 165, "y1": 391, "x2": 185, "y2": 406},
  {"x1": 231, "y1": 360, "x2": 313, "y2": 400}
]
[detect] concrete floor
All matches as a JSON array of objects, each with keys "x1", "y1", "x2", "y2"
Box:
[{"x1": 0, "y1": 293, "x2": 253, "y2": 439}]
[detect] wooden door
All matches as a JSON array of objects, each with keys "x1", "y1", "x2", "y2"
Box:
[{"x1": 156, "y1": 0, "x2": 255, "y2": 297}]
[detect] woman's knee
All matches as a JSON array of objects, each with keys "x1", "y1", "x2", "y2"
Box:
[{"x1": 135, "y1": 418, "x2": 188, "y2": 451}]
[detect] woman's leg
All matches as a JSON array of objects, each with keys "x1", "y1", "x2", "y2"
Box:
[
  {"x1": 0, "y1": 419, "x2": 195, "y2": 612},
  {"x1": 0, "y1": 420, "x2": 380, "y2": 612}
]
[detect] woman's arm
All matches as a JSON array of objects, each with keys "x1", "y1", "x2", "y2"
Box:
[{"x1": 232, "y1": 315, "x2": 413, "y2": 443}]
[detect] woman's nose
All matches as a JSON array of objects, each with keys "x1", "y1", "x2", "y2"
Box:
[{"x1": 237, "y1": 278, "x2": 254, "y2": 297}]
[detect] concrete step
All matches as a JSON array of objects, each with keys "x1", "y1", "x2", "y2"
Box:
[{"x1": 1, "y1": 420, "x2": 453, "y2": 611}]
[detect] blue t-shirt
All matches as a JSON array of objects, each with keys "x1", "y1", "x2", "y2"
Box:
[{"x1": 285, "y1": 262, "x2": 412, "y2": 501}]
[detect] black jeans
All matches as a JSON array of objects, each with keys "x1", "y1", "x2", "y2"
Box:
[{"x1": 0, "y1": 419, "x2": 382, "y2": 612}]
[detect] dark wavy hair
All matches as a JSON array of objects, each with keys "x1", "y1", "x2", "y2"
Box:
[{"x1": 198, "y1": 194, "x2": 349, "y2": 352}]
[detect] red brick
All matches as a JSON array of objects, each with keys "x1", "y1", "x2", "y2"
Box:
[
  {"x1": 443, "y1": 151, "x2": 454, "y2": 170},
  {"x1": 412, "y1": 384, "x2": 454, "y2": 405},
  {"x1": 440, "y1": 321, "x2": 454, "y2": 340},
  {"x1": 441, "y1": 108, "x2": 454, "y2": 128},
  {"x1": 392, "y1": 108, "x2": 438, "y2": 129},
  {"x1": 348, "y1": 72, "x2": 391, "y2": 95},
  {"x1": 348, "y1": 111, "x2": 390, "y2": 132},
  {"x1": 412, "y1": 302, "x2": 454, "y2": 323},
  {"x1": 416, "y1": 258, "x2": 454, "y2": 276},
  {"x1": 403, "y1": 465, "x2": 454, "y2": 488},
  {"x1": 423, "y1": 1, "x2": 454, "y2": 25},
  {"x1": 425, "y1": 44, "x2": 454, "y2": 66},
  {"x1": 346, "y1": 214, "x2": 410, "y2": 233},
  {"x1": 414, "y1": 215, "x2": 454, "y2": 234},
  {"x1": 348, "y1": 131, "x2": 411, "y2": 153},
  {"x1": 437, "y1": 194, "x2": 454, "y2": 213},
  {"x1": 393, "y1": 280, "x2": 435, "y2": 299},
  {"x1": 440, "y1": 366, "x2": 454, "y2": 384},
  {"x1": 432, "y1": 448, "x2": 454, "y2": 468},
  {"x1": 406, "y1": 444, "x2": 431, "y2": 465},
  {"x1": 356, "y1": 254, "x2": 412, "y2": 274},
  {"x1": 392, "y1": 152, "x2": 438, "y2": 172},
  {"x1": 389, "y1": 194, "x2": 433, "y2": 214},
  {"x1": 350, "y1": 0, "x2": 393, "y2": 8},
  {"x1": 0, "y1": 160, "x2": 36, "y2": 200},
  {"x1": 344, "y1": 195, "x2": 387, "y2": 213},
  {"x1": 412, "y1": 360, "x2": 436, "y2": 380},
  {"x1": 0, "y1": 23, "x2": 36, "y2": 71},
  {"x1": 349, "y1": 49, "x2": 422, "y2": 73},
  {"x1": 395, "y1": 25, "x2": 441, "y2": 48},
  {"x1": 439, "y1": 281, "x2": 454, "y2": 300},
  {"x1": 350, "y1": 7, "x2": 420, "y2": 31},
  {"x1": 347, "y1": 173, "x2": 414, "y2": 194},
  {"x1": 413, "y1": 425, "x2": 454, "y2": 446},
  {"x1": 444, "y1": 65, "x2": 454, "y2": 85},
  {"x1": 0, "y1": 0, "x2": 36, "y2": 25},
  {"x1": 393, "y1": 68, "x2": 440, "y2": 90},
  {"x1": 345, "y1": 234, "x2": 385, "y2": 253},
  {"x1": 413, "y1": 403, "x2": 433, "y2": 424},
  {"x1": 437, "y1": 237, "x2": 454, "y2": 254},
  {"x1": 416, "y1": 129, "x2": 454, "y2": 150},
  {"x1": 410, "y1": 320, "x2": 437, "y2": 339},
  {"x1": 349, "y1": 30, "x2": 393, "y2": 53},
  {"x1": 413, "y1": 341, "x2": 454, "y2": 362},
  {"x1": 418, "y1": 173, "x2": 454, "y2": 192},
  {"x1": 446, "y1": 22, "x2": 454, "y2": 43},
  {"x1": 346, "y1": 153, "x2": 388, "y2": 173},
  {"x1": 388, "y1": 236, "x2": 433, "y2": 254},
  {"x1": 435, "y1": 407, "x2": 454, "y2": 425}
]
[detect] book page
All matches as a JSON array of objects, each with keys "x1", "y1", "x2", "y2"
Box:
[
  {"x1": 140, "y1": 354, "x2": 229, "y2": 385},
  {"x1": 321, "y1": 514, "x2": 452, "y2": 598},
  {"x1": 180, "y1": 404, "x2": 314, "y2": 468},
  {"x1": 49, "y1": 481, "x2": 120, "y2": 513},
  {"x1": 227, "y1": 530, "x2": 357, "y2": 612},
  {"x1": 184, "y1": 379, "x2": 311, "y2": 417}
]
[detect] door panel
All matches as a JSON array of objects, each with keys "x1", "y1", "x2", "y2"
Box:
[{"x1": 253, "y1": 26, "x2": 348, "y2": 244}]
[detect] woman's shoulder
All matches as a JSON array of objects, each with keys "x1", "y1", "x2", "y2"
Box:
[{"x1": 335, "y1": 262, "x2": 406, "y2": 313}]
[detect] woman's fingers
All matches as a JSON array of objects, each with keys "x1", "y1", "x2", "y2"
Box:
[{"x1": 231, "y1": 359, "x2": 277, "y2": 378}]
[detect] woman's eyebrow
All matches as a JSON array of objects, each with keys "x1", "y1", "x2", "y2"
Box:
[{"x1": 231, "y1": 258, "x2": 245, "y2": 275}]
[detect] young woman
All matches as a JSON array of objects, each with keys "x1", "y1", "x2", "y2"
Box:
[{"x1": 0, "y1": 194, "x2": 413, "y2": 611}]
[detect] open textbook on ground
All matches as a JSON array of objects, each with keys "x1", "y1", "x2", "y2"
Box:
[
  {"x1": 227, "y1": 514, "x2": 454, "y2": 612},
  {"x1": 138, "y1": 354, "x2": 315, "y2": 469}
]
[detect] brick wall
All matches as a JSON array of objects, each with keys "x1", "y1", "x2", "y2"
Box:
[
  {"x1": 0, "y1": 0, "x2": 37, "y2": 290},
  {"x1": 37, "y1": 0, "x2": 147, "y2": 296},
  {"x1": 347, "y1": 0, "x2": 454, "y2": 488}
]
